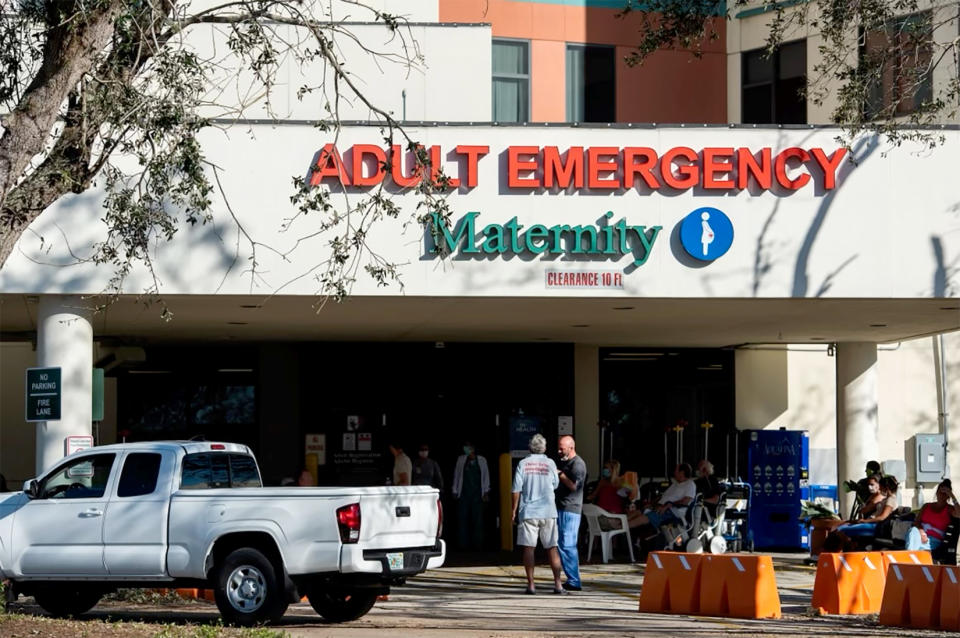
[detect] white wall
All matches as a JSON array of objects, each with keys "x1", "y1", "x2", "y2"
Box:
[
  {"x1": 187, "y1": 23, "x2": 491, "y2": 123},
  {"x1": 736, "y1": 346, "x2": 837, "y2": 485}
]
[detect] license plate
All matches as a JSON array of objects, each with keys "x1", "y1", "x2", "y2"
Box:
[{"x1": 386, "y1": 552, "x2": 404, "y2": 570}]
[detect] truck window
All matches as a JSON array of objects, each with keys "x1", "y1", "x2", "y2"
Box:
[
  {"x1": 181, "y1": 453, "x2": 229, "y2": 489},
  {"x1": 40, "y1": 454, "x2": 115, "y2": 499},
  {"x1": 229, "y1": 454, "x2": 261, "y2": 488},
  {"x1": 180, "y1": 452, "x2": 260, "y2": 489},
  {"x1": 117, "y1": 453, "x2": 162, "y2": 497}
]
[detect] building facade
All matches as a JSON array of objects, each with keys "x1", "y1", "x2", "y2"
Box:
[{"x1": 1, "y1": 0, "x2": 958, "y2": 548}]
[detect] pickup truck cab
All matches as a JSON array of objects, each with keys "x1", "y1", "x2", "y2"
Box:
[{"x1": 0, "y1": 441, "x2": 444, "y2": 625}]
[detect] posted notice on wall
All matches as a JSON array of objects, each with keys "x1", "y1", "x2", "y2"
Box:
[
  {"x1": 342, "y1": 433, "x2": 356, "y2": 451},
  {"x1": 358, "y1": 432, "x2": 372, "y2": 451},
  {"x1": 558, "y1": 416, "x2": 573, "y2": 436},
  {"x1": 545, "y1": 270, "x2": 623, "y2": 290},
  {"x1": 305, "y1": 433, "x2": 326, "y2": 466}
]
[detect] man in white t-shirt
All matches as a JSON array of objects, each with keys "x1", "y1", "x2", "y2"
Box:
[{"x1": 628, "y1": 463, "x2": 697, "y2": 529}]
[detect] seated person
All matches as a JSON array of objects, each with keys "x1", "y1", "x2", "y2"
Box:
[
  {"x1": 833, "y1": 475, "x2": 899, "y2": 539},
  {"x1": 588, "y1": 459, "x2": 628, "y2": 514},
  {"x1": 695, "y1": 459, "x2": 722, "y2": 513},
  {"x1": 907, "y1": 479, "x2": 960, "y2": 551},
  {"x1": 627, "y1": 463, "x2": 696, "y2": 530},
  {"x1": 823, "y1": 474, "x2": 885, "y2": 535}
]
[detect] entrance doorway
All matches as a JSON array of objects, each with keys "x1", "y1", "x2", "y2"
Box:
[{"x1": 599, "y1": 348, "x2": 736, "y2": 481}]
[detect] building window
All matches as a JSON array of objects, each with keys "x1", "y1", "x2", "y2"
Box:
[
  {"x1": 566, "y1": 45, "x2": 616, "y2": 122},
  {"x1": 862, "y1": 12, "x2": 933, "y2": 118},
  {"x1": 741, "y1": 40, "x2": 807, "y2": 124},
  {"x1": 492, "y1": 39, "x2": 529, "y2": 122}
]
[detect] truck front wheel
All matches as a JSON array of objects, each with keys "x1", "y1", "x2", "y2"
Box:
[
  {"x1": 307, "y1": 589, "x2": 378, "y2": 622},
  {"x1": 214, "y1": 547, "x2": 288, "y2": 626},
  {"x1": 32, "y1": 585, "x2": 102, "y2": 617}
]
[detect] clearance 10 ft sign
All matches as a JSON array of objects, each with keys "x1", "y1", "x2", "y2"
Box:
[{"x1": 307, "y1": 143, "x2": 848, "y2": 192}]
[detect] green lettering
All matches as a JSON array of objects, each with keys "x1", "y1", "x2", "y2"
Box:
[
  {"x1": 571, "y1": 225, "x2": 598, "y2": 254},
  {"x1": 524, "y1": 225, "x2": 550, "y2": 254},
  {"x1": 602, "y1": 212, "x2": 617, "y2": 254},
  {"x1": 431, "y1": 212, "x2": 479, "y2": 254},
  {"x1": 615, "y1": 218, "x2": 629, "y2": 254},
  {"x1": 481, "y1": 224, "x2": 507, "y2": 253},
  {"x1": 504, "y1": 217, "x2": 523, "y2": 253},
  {"x1": 628, "y1": 225, "x2": 662, "y2": 266},
  {"x1": 548, "y1": 225, "x2": 570, "y2": 254}
]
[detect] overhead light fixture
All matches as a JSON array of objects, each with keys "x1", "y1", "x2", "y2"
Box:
[
  {"x1": 128, "y1": 370, "x2": 173, "y2": 374},
  {"x1": 696, "y1": 366, "x2": 724, "y2": 371},
  {"x1": 810, "y1": 337, "x2": 826, "y2": 341},
  {"x1": 612, "y1": 306, "x2": 635, "y2": 311},
  {"x1": 940, "y1": 306, "x2": 960, "y2": 311},
  {"x1": 227, "y1": 321, "x2": 248, "y2": 326},
  {"x1": 603, "y1": 357, "x2": 659, "y2": 362},
  {"x1": 869, "y1": 323, "x2": 887, "y2": 328},
  {"x1": 608, "y1": 352, "x2": 664, "y2": 357},
  {"x1": 571, "y1": 324, "x2": 590, "y2": 328},
  {"x1": 240, "y1": 304, "x2": 261, "y2": 309},
  {"x1": 218, "y1": 368, "x2": 253, "y2": 373}
]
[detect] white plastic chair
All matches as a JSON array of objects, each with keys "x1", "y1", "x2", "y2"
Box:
[{"x1": 582, "y1": 504, "x2": 635, "y2": 563}]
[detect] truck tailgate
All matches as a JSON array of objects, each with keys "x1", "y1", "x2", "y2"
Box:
[{"x1": 357, "y1": 490, "x2": 440, "y2": 549}]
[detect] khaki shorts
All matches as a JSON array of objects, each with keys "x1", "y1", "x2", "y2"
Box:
[{"x1": 517, "y1": 517, "x2": 558, "y2": 548}]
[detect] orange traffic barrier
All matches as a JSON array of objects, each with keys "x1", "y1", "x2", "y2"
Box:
[
  {"x1": 879, "y1": 562, "x2": 943, "y2": 629},
  {"x1": 881, "y1": 549, "x2": 932, "y2": 571},
  {"x1": 638, "y1": 551, "x2": 703, "y2": 615},
  {"x1": 939, "y1": 566, "x2": 960, "y2": 631},
  {"x1": 699, "y1": 554, "x2": 781, "y2": 619},
  {"x1": 811, "y1": 552, "x2": 886, "y2": 614}
]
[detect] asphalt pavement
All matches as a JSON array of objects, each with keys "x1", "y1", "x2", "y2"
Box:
[{"x1": 64, "y1": 554, "x2": 958, "y2": 637}]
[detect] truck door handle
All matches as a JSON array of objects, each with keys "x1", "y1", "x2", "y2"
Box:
[
  {"x1": 79, "y1": 509, "x2": 103, "y2": 518},
  {"x1": 395, "y1": 506, "x2": 410, "y2": 517}
]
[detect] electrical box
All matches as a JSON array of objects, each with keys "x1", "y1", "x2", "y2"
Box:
[{"x1": 913, "y1": 434, "x2": 946, "y2": 483}]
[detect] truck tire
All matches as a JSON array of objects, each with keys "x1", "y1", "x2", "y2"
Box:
[
  {"x1": 214, "y1": 547, "x2": 288, "y2": 626},
  {"x1": 33, "y1": 586, "x2": 102, "y2": 617},
  {"x1": 307, "y1": 589, "x2": 378, "y2": 622}
]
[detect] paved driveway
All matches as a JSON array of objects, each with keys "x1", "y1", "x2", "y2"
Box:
[{"x1": 58, "y1": 555, "x2": 952, "y2": 637}]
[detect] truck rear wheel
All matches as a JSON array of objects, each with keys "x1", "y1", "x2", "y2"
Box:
[
  {"x1": 214, "y1": 547, "x2": 288, "y2": 626},
  {"x1": 307, "y1": 589, "x2": 378, "y2": 622},
  {"x1": 33, "y1": 585, "x2": 102, "y2": 617}
]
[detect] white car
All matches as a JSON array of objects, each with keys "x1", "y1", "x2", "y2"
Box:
[{"x1": 0, "y1": 441, "x2": 444, "y2": 625}]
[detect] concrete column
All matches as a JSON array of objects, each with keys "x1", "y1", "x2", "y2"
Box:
[
  {"x1": 574, "y1": 345, "x2": 600, "y2": 472},
  {"x1": 836, "y1": 342, "x2": 880, "y2": 516},
  {"x1": 36, "y1": 296, "x2": 92, "y2": 475}
]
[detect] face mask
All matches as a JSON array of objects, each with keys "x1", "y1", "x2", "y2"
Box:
[
  {"x1": 868, "y1": 483, "x2": 879, "y2": 494},
  {"x1": 559, "y1": 450, "x2": 568, "y2": 461},
  {"x1": 463, "y1": 446, "x2": 473, "y2": 456},
  {"x1": 602, "y1": 468, "x2": 612, "y2": 478},
  {"x1": 419, "y1": 451, "x2": 428, "y2": 459}
]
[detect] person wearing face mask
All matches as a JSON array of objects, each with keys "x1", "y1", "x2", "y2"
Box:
[
  {"x1": 412, "y1": 443, "x2": 444, "y2": 490},
  {"x1": 452, "y1": 441, "x2": 490, "y2": 551}
]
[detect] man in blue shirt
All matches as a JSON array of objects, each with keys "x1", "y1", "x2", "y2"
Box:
[{"x1": 511, "y1": 434, "x2": 564, "y2": 595}]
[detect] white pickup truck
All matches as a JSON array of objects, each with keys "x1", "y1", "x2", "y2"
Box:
[{"x1": 0, "y1": 441, "x2": 444, "y2": 625}]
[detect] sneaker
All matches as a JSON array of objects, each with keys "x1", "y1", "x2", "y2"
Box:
[
  {"x1": 552, "y1": 587, "x2": 568, "y2": 594},
  {"x1": 561, "y1": 582, "x2": 582, "y2": 592}
]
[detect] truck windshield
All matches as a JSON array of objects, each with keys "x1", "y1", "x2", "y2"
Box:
[{"x1": 180, "y1": 453, "x2": 262, "y2": 489}]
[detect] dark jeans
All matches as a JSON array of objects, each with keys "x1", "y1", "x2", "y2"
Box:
[{"x1": 458, "y1": 496, "x2": 484, "y2": 550}]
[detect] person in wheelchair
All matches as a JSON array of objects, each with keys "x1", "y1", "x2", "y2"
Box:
[
  {"x1": 695, "y1": 460, "x2": 722, "y2": 514},
  {"x1": 627, "y1": 463, "x2": 696, "y2": 533}
]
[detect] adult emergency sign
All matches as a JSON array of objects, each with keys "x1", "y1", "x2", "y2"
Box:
[{"x1": 309, "y1": 143, "x2": 848, "y2": 193}]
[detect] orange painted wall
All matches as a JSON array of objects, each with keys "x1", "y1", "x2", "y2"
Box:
[
  {"x1": 531, "y1": 40, "x2": 566, "y2": 121},
  {"x1": 440, "y1": 0, "x2": 726, "y2": 123}
]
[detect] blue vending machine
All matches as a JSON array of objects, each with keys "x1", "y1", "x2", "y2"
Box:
[{"x1": 746, "y1": 429, "x2": 810, "y2": 551}]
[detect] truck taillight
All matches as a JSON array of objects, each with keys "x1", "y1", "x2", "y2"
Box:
[
  {"x1": 437, "y1": 498, "x2": 443, "y2": 538},
  {"x1": 337, "y1": 503, "x2": 361, "y2": 543}
]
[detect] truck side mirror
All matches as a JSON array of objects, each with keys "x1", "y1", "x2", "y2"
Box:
[{"x1": 23, "y1": 479, "x2": 39, "y2": 499}]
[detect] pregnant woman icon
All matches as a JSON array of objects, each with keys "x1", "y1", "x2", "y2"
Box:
[{"x1": 700, "y1": 211, "x2": 715, "y2": 257}]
